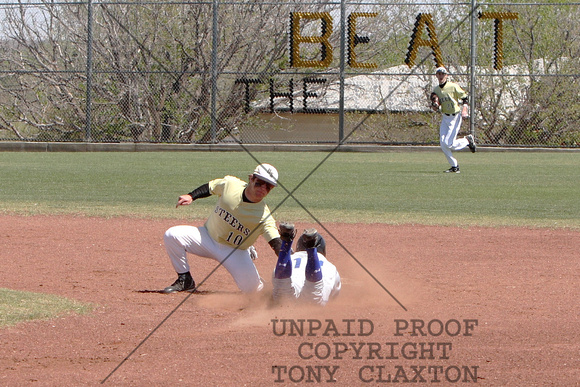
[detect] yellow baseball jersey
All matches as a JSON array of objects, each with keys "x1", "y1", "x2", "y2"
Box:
[
  {"x1": 433, "y1": 81, "x2": 467, "y2": 115},
  {"x1": 205, "y1": 176, "x2": 279, "y2": 249}
]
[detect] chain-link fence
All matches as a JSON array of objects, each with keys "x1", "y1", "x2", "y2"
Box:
[{"x1": 0, "y1": 1, "x2": 578, "y2": 147}]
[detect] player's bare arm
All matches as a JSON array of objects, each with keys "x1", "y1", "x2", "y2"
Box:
[{"x1": 461, "y1": 97, "x2": 469, "y2": 118}]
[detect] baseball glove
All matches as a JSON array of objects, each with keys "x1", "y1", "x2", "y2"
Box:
[{"x1": 430, "y1": 92, "x2": 440, "y2": 110}]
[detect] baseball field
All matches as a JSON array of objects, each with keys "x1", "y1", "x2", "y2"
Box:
[{"x1": 1, "y1": 150, "x2": 578, "y2": 385}]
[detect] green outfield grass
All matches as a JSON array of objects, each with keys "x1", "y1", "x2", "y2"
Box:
[
  {"x1": 0, "y1": 288, "x2": 92, "y2": 328},
  {"x1": 0, "y1": 150, "x2": 578, "y2": 228}
]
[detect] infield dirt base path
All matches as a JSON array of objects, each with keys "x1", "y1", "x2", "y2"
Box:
[{"x1": 1, "y1": 215, "x2": 578, "y2": 386}]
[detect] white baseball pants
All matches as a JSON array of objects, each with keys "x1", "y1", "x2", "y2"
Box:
[
  {"x1": 440, "y1": 113, "x2": 469, "y2": 167},
  {"x1": 163, "y1": 225, "x2": 263, "y2": 293}
]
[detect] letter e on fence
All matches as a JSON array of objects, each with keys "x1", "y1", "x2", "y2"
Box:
[{"x1": 348, "y1": 12, "x2": 378, "y2": 69}]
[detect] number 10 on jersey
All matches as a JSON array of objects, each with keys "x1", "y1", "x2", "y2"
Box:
[{"x1": 227, "y1": 231, "x2": 244, "y2": 246}]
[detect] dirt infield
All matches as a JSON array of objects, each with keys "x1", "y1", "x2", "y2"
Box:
[{"x1": 1, "y1": 215, "x2": 578, "y2": 386}]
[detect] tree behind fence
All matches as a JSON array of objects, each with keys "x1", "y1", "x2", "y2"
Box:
[{"x1": 0, "y1": 0, "x2": 578, "y2": 147}]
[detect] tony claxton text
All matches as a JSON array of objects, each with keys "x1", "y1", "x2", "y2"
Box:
[{"x1": 271, "y1": 318, "x2": 480, "y2": 383}]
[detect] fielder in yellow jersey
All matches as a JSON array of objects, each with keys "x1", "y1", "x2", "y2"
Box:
[
  {"x1": 162, "y1": 164, "x2": 283, "y2": 294},
  {"x1": 205, "y1": 176, "x2": 278, "y2": 249},
  {"x1": 431, "y1": 67, "x2": 476, "y2": 173}
]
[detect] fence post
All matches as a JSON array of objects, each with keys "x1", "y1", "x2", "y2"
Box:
[
  {"x1": 210, "y1": 0, "x2": 219, "y2": 143},
  {"x1": 85, "y1": 0, "x2": 94, "y2": 142},
  {"x1": 469, "y1": 0, "x2": 477, "y2": 138},
  {"x1": 338, "y1": 0, "x2": 347, "y2": 144}
]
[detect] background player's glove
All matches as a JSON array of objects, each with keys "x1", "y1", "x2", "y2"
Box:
[
  {"x1": 430, "y1": 92, "x2": 440, "y2": 110},
  {"x1": 249, "y1": 245, "x2": 258, "y2": 260}
]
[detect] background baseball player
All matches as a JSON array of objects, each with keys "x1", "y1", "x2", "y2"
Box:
[
  {"x1": 272, "y1": 223, "x2": 341, "y2": 306},
  {"x1": 430, "y1": 66, "x2": 476, "y2": 173},
  {"x1": 162, "y1": 163, "x2": 284, "y2": 294}
]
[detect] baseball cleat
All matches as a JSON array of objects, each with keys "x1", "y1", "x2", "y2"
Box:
[
  {"x1": 466, "y1": 134, "x2": 477, "y2": 153},
  {"x1": 444, "y1": 166, "x2": 460, "y2": 173},
  {"x1": 278, "y1": 222, "x2": 296, "y2": 242},
  {"x1": 301, "y1": 228, "x2": 318, "y2": 249},
  {"x1": 162, "y1": 272, "x2": 196, "y2": 293}
]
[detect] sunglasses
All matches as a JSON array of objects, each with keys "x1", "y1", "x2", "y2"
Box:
[{"x1": 253, "y1": 176, "x2": 274, "y2": 190}]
